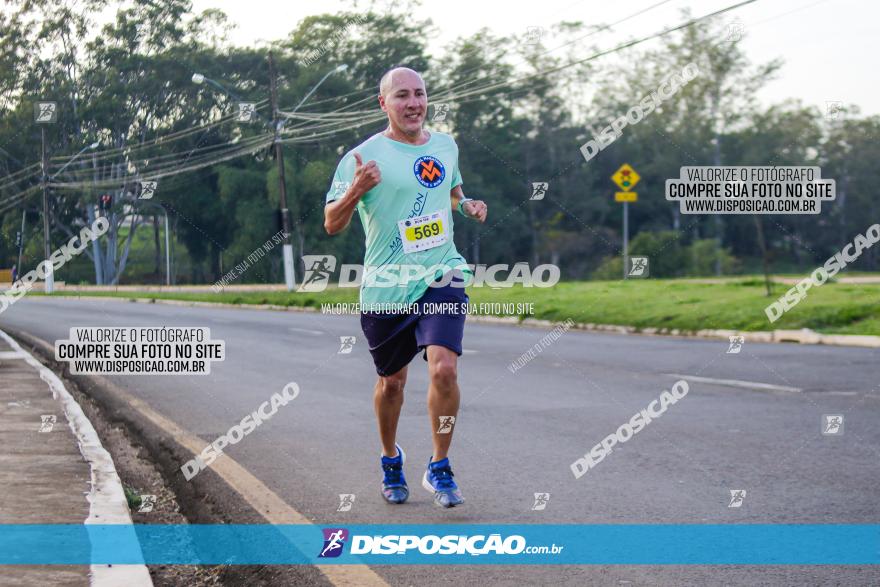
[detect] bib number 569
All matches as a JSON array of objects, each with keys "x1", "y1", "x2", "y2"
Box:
[{"x1": 409, "y1": 221, "x2": 442, "y2": 241}]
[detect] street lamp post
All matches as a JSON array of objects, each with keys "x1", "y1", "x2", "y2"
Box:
[
  {"x1": 289, "y1": 64, "x2": 348, "y2": 114},
  {"x1": 17, "y1": 208, "x2": 26, "y2": 281},
  {"x1": 192, "y1": 60, "x2": 347, "y2": 291},
  {"x1": 41, "y1": 127, "x2": 51, "y2": 292},
  {"x1": 40, "y1": 137, "x2": 99, "y2": 294},
  {"x1": 51, "y1": 142, "x2": 100, "y2": 181}
]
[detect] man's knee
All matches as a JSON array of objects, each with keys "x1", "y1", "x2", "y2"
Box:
[
  {"x1": 379, "y1": 372, "x2": 406, "y2": 399},
  {"x1": 428, "y1": 354, "x2": 458, "y2": 388}
]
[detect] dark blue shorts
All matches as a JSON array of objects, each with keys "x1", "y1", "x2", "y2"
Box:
[{"x1": 360, "y1": 276, "x2": 469, "y2": 377}]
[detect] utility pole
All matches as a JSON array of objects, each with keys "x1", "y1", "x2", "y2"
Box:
[
  {"x1": 754, "y1": 216, "x2": 773, "y2": 297},
  {"x1": 268, "y1": 52, "x2": 296, "y2": 291},
  {"x1": 41, "y1": 127, "x2": 54, "y2": 293},
  {"x1": 16, "y1": 209, "x2": 26, "y2": 278},
  {"x1": 164, "y1": 208, "x2": 171, "y2": 286},
  {"x1": 0, "y1": 146, "x2": 31, "y2": 278}
]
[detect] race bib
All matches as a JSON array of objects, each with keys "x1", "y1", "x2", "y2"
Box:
[{"x1": 397, "y1": 210, "x2": 448, "y2": 254}]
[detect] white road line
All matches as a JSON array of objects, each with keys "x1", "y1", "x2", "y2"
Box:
[
  {"x1": 288, "y1": 327, "x2": 324, "y2": 335},
  {"x1": 0, "y1": 329, "x2": 153, "y2": 587},
  {"x1": 821, "y1": 391, "x2": 860, "y2": 396},
  {"x1": 97, "y1": 379, "x2": 387, "y2": 586},
  {"x1": 11, "y1": 330, "x2": 387, "y2": 587},
  {"x1": 667, "y1": 373, "x2": 802, "y2": 393}
]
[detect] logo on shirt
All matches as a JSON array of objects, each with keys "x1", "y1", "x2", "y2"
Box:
[{"x1": 414, "y1": 156, "x2": 445, "y2": 188}]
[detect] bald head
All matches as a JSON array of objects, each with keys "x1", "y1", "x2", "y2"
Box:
[
  {"x1": 379, "y1": 67, "x2": 425, "y2": 98},
  {"x1": 378, "y1": 67, "x2": 428, "y2": 139}
]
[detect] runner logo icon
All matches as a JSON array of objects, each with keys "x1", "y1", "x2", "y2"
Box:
[
  {"x1": 822, "y1": 414, "x2": 844, "y2": 435},
  {"x1": 727, "y1": 335, "x2": 744, "y2": 354},
  {"x1": 138, "y1": 495, "x2": 157, "y2": 513},
  {"x1": 531, "y1": 493, "x2": 550, "y2": 511},
  {"x1": 728, "y1": 489, "x2": 746, "y2": 508},
  {"x1": 337, "y1": 494, "x2": 356, "y2": 512},
  {"x1": 39, "y1": 415, "x2": 56, "y2": 433},
  {"x1": 338, "y1": 336, "x2": 356, "y2": 354},
  {"x1": 319, "y1": 528, "x2": 349, "y2": 558},
  {"x1": 437, "y1": 415, "x2": 455, "y2": 434},
  {"x1": 629, "y1": 257, "x2": 649, "y2": 277},
  {"x1": 530, "y1": 182, "x2": 548, "y2": 200},
  {"x1": 299, "y1": 255, "x2": 337, "y2": 292}
]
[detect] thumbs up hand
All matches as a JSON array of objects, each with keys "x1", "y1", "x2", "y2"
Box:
[{"x1": 351, "y1": 152, "x2": 381, "y2": 198}]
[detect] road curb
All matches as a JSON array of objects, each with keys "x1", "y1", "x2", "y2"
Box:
[
  {"x1": 5, "y1": 326, "x2": 387, "y2": 587},
  {"x1": 35, "y1": 294, "x2": 880, "y2": 349},
  {"x1": 0, "y1": 329, "x2": 153, "y2": 586}
]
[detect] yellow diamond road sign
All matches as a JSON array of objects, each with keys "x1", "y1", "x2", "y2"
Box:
[{"x1": 612, "y1": 164, "x2": 640, "y2": 191}]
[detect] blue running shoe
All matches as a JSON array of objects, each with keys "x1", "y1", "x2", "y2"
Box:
[
  {"x1": 422, "y1": 457, "x2": 464, "y2": 508},
  {"x1": 380, "y1": 444, "x2": 408, "y2": 504}
]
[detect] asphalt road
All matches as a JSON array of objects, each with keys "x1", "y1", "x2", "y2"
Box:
[{"x1": 2, "y1": 297, "x2": 879, "y2": 586}]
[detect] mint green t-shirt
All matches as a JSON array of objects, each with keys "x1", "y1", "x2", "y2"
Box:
[{"x1": 326, "y1": 131, "x2": 470, "y2": 310}]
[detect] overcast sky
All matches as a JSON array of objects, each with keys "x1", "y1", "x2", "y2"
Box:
[{"x1": 189, "y1": 0, "x2": 875, "y2": 117}]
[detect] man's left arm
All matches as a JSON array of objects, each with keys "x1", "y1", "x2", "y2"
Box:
[{"x1": 451, "y1": 185, "x2": 488, "y2": 223}]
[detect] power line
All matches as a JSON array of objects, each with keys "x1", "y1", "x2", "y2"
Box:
[
  {"x1": 0, "y1": 185, "x2": 40, "y2": 216},
  {"x1": 440, "y1": 0, "x2": 759, "y2": 105},
  {"x1": 434, "y1": 0, "x2": 679, "y2": 101},
  {"x1": 278, "y1": 1, "x2": 757, "y2": 144},
  {"x1": 295, "y1": 0, "x2": 678, "y2": 114},
  {"x1": 51, "y1": 132, "x2": 270, "y2": 181},
  {"x1": 0, "y1": 168, "x2": 41, "y2": 192},
  {"x1": 0, "y1": 162, "x2": 42, "y2": 192},
  {"x1": 0, "y1": 0, "x2": 757, "y2": 211},
  {"x1": 49, "y1": 102, "x2": 270, "y2": 167},
  {"x1": 48, "y1": 134, "x2": 274, "y2": 189}
]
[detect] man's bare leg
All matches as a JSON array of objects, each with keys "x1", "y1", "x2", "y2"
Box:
[
  {"x1": 374, "y1": 366, "x2": 407, "y2": 457},
  {"x1": 426, "y1": 345, "x2": 460, "y2": 461}
]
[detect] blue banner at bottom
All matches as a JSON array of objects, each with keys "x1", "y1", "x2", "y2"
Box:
[{"x1": 0, "y1": 524, "x2": 877, "y2": 565}]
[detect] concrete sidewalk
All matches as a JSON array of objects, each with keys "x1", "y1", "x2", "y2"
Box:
[{"x1": 0, "y1": 330, "x2": 152, "y2": 586}]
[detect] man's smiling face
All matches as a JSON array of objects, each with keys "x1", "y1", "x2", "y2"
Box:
[{"x1": 379, "y1": 68, "x2": 427, "y2": 137}]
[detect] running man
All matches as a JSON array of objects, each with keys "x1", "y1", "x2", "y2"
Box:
[
  {"x1": 320, "y1": 529, "x2": 346, "y2": 557},
  {"x1": 324, "y1": 67, "x2": 487, "y2": 508}
]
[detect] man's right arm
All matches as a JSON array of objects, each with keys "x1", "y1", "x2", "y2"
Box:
[
  {"x1": 323, "y1": 188, "x2": 361, "y2": 235},
  {"x1": 324, "y1": 152, "x2": 381, "y2": 235}
]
